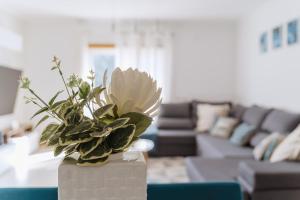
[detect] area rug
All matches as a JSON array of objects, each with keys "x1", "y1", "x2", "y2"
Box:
[{"x1": 147, "y1": 157, "x2": 189, "y2": 183}]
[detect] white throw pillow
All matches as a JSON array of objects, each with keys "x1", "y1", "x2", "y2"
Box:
[
  {"x1": 196, "y1": 104, "x2": 230, "y2": 132},
  {"x1": 270, "y1": 124, "x2": 300, "y2": 162},
  {"x1": 253, "y1": 132, "x2": 285, "y2": 161},
  {"x1": 210, "y1": 117, "x2": 239, "y2": 138}
]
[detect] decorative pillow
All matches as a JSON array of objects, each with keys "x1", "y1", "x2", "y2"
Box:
[
  {"x1": 210, "y1": 117, "x2": 239, "y2": 138},
  {"x1": 270, "y1": 125, "x2": 300, "y2": 162},
  {"x1": 196, "y1": 104, "x2": 230, "y2": 132},
  {"x1": 230, "y1": 123, "x2": 255, "y2": 146},
  {"x1": 253, "y1": 133, "x2": 285, "y2": 160}
]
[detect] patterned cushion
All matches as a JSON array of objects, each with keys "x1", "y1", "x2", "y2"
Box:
[
  {"x1": 230, "y1": 123, "x2": 255, "y2": 146},
  {"x1": 253, "y1": 132, "x2": 285, "y2": 160},
  {"x1": 271, "y1": 124, "x2": 300, "y2": 162},
  {"x1": 196, "y1": 104, "x2": 230, "y2": 132},
  {"x1": 210, "y1": 117, "x2": 239, "y2": 139}
]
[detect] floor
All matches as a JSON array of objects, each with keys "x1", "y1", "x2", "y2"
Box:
[
  {"x1": 147, "y1": 157, "x2": 189, "y2": 183},
  {"x1": 0, "y1": 151, "x2": 189, "y2": 187}
]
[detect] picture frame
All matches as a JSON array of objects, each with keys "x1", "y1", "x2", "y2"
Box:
[
  {"x1": 260, "y1": 32, "x2": 268, "y2": 53},
  {"x1": 287, "y1": 19, "x2": 298, "y2": 45},
  {"x1": 272, "y1": 26, "x2": 282, "y2": 49}
]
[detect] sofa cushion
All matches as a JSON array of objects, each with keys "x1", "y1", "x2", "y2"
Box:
[
  {"x1": 242, "y1": 105, "x2": 271, "y2": 129},
  {"x1": 185, "y1": 157, "x2": 246, "y2": 182},
  {"x1": 253, "y1": 133, "x2": 285, "y2": 161},
  {"x1": 159, "y1": 103, "x2": 191, "y2": 118},
  {"x1": 270, "y1": 124, "x2": 300, "y2": 162},
  {"x1": 239, "y1": 160, "x2": 300, "y2": 191},
  {"x1": 191, "y1": 100, "x2": 231, "y2": 124},
  {"x1": 230, "y1": 123, "x2": 256, "y2": 146},
  {"x1": 210, "y1": 117, "x2": 239, "y2": 139},
  {"x1": 249, "y1": 132, "x2": 269, "y2": 147},
  {"x1": 196, "y1": 104, "x2": 230, "y2": 132},
  {"x1": 261, "y1": 109, "x2": 300, "y2": 134},
  {"x1": 230, "y1": 104, "x2": 247, "y2": 120},
  {"x1": 196, "y1": 134, "x2": 253, "y2": 159},
  {"x1": 157, "y1": 118, "x2": 195, "y2": 129}
]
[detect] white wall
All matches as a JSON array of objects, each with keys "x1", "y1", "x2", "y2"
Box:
[
  {"x1": 237, "y1": 0, "x2": 300, "y2": 111},
  {"x1": 170, "y1": 20, "x2": 237, "y2": 102},
  {"x1": 22, "y1": 20, "x2": 85, "y2": 121}
]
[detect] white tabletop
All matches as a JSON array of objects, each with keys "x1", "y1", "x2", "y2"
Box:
[{"x1": 0, "y1": 151, "x2": 62, "y2": 187}]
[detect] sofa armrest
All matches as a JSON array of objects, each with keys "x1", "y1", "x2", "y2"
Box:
[{"x1": 238, "y1": 161, "x2": 300, "y2": 192}]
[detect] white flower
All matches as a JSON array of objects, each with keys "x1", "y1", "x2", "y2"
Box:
[{"x1": 102, "y1": 68, "x2": 162, "y2": 117}]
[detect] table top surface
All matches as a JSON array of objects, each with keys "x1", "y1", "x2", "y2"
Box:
[
  {"x1": 0, "y1": 151, "x2": 61, "y2": 187},
  {"x1": 0, "y1": 139, "x2": 153, "y2": 188}
]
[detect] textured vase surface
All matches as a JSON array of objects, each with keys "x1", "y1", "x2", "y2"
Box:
[{"x1": 58, "y1": 152, "x2": 146, "y2": 200}]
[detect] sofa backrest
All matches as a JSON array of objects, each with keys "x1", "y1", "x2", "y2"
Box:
[
  {"x1": 229, "y1": 104, "x2": 247, "y2": 120},
  {"x1": 159, "y1": 103, "x2": 192, "y2": 118},
  {"x1": 241, "y1": 105, "x2": 272, "y2": 130},
  {"x1": 261, "y1": 109, "x2": 300, "y2": 134}
]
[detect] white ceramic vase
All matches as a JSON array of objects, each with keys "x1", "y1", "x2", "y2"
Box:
[{"x1": 58, "y1": 152, "x2": 146, "y2": 200}]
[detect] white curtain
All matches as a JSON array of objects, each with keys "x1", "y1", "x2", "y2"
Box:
[{"x1": 114, "y1": 21, "x2": 173, "y2": 102}]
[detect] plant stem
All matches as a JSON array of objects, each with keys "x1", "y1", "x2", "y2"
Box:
[
  {"x1": 58, "y1": 69, "x2": 72, "y2": 102},
  {"x1": 28, "y1": 88, "x2": 63, "y2": 121},
  {"x1": 28, "y1": 98, "x2": 62, "y2": 122},
  {"x1": 87, "y1": 102, "x2": 97, "y2": 120}
]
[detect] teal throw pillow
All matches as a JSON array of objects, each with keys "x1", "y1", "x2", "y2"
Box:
[{"x1": 230, "y1": 123, "x2": 255, "y2": 146}]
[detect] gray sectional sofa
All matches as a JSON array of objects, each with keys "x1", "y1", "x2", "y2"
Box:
[{"x1": 155, "y1": 101, "x2": 300, "y2": 200}]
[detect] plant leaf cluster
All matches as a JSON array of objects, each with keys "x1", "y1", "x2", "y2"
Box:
[{"x1": 20, "y1": 57, "x2": 152, "y2": 166}]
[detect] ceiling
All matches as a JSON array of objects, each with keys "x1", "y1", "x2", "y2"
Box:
[{"x1": 0, "y1": 0, "x2": 268, "y2": 20}]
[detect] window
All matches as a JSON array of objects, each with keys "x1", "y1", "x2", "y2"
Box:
[{"x1": 88, "y1": 44, "x2": 115, "y2": 86}]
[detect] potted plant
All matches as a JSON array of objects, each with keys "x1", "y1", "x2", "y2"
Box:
[{"x1": 20, "y1": 56, "x2": 162, "y2": 200}]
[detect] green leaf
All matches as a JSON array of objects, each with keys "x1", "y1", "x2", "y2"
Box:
[
  {"x1": 31, "y1": 107, "x2": 48, "y2": 119},
  {"x1": 35, "y1": 115, "x2": 49, "y2": 128},
  {"x1": 81, "y1": 140, "x2": 112, "y2": 160},
  {"x1": 59, "y1": 133, "x2": 93, "y2": 146},
  {"x1": 108, "y1": 124, "x2": 136, "y2": 151},
  {"x1": 64, "y1": 144, "x2": 79, "y2": 155},
  {"x1": 106, "y1": 118, "x2": 130, "y2": 130},
  {"x1": 54, "y1": 145, "x2": 67, "y2": 156},
  {"x1": 77, "y1": 156, "x2": 108, "y2": 166},
  {"x1": 79, "y1": 138, "x2": 103, "y2": 156},
  {"x1": 47, "y1": 131, "x2": 62, "y2": 146},
  {"x1": 65, "y1": 120, "x2": 94, "y2": 136},
  {"x1": 121, "y1": 112, "x2": 152, "y2": 137},
  {"x1": 48, "y1": 90, "x2": 63, "y2": 106},
  {"x1": 79, "y1": 81, "x2": 90, "y2": 99},
  {"x1": 51, "y1": 100, "x2": 66, "y2": 111},
  {"x1": 94, "y1": 104, "x2": 114, "y2": 118},
  {"x1": 89, "y1": 118, "x2": 130, "y2": 138},
  {"x1": 112, "y1": 105, "x2": 119, "y2": 118},
  {"x1": 40, "y1": 123, "x2": 59, "y2": 143},
  {"x1": 88, "y1": 86, "x2": 105, "y2": 100},
  {"x1": 89, "y1": 129, "x2": 111, "y2": 137}
]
